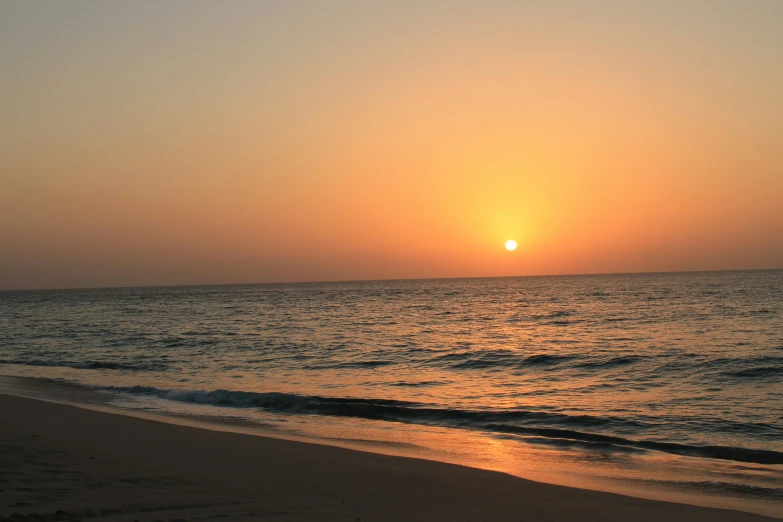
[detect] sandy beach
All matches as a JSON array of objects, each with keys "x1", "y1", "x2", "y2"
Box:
[{"x1": 1, "y1": 393, "x2": 775, "y2": 522}]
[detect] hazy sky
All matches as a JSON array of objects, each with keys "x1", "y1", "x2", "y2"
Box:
[{"x1": 1, "y1": 1, "x2": 782, "y2": 290}]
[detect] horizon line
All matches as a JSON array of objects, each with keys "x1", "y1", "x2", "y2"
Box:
[{"x1": 2, "y1": 266, "x2": 781, "y2": 293}]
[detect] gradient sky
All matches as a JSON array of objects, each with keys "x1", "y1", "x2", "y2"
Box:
[{"x1": 1, "y1": 1, "x2": 782, "y2": 290}]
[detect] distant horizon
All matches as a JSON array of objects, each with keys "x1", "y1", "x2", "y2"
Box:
[{"x1": 3, "y1": 265, "x2": 781, "y2": 293}]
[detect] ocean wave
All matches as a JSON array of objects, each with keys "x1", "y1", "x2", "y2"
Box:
[
  {"x1": 631, "y1": 478, "x2": 783, "y2": 501},
  {"x1": 303, "y1": 360, "x2": 395, "y2": 370},
  {"x1": 388, "y1": 380, "x2": 446, "y2": 387},
  {"x1": 574, "y1": 355, "x2": 644, "y2": 369},
  {"x1": 524, "y1": 354, "x2": 572, "y2": 365},
  {"x1": 0, "y1": 358, "x2": 165, "y2": 372},
  {"x1": 723, "y1": 366, "x2": 783, "y2": 379},
  {"x1": 530, "y1": 310, "x2": 572, "y2": 320},
  {"x1": 429, "y1": 350, "x2": 574, "y2": 370},
  {"x1": 485, "y1": 424, "x2": 783, "y2": 464},
  {"x1": 707, "y1": 356, "x2": 783, "y2": 380},
  {"x1": 95, "y1": 385, "x2": 783, "y2": 465}
]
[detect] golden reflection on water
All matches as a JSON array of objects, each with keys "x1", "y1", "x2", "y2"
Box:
[{"x1": 2, "y1": 273, "x2": 782, "y2": 518}]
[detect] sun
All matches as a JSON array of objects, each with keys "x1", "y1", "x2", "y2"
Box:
[{"x1": 505, "y1": 239, "x2": 517, "y2": 251}]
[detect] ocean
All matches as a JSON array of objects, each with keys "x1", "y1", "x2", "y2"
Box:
[{"x1": 1, "y1": 270, "x2": 781, "y2": 517}]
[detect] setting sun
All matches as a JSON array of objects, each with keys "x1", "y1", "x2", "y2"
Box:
[{"x1": 505, "y1": 240, "x2": 517, "y2": 251}]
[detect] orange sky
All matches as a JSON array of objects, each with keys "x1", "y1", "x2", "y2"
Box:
[{"x1": 1, "y1": 1, "x2": 782, "y2": 290}]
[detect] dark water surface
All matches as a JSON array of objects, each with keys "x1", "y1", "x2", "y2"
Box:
[{"x1": 2, "y1": 271, "x2": 782, "y2": 516}]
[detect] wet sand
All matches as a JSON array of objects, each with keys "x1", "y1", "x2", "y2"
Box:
[{"x1": 0, "y1": 393, "x2": 775, "y2": 522}]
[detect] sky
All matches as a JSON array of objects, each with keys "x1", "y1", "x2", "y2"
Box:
[{"x1": 1, "y1": 1, "x2": 782, "y2": 290}]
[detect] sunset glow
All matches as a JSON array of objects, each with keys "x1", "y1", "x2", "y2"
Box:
[
  {"x1": 505, "y1": 240, "x2": 518, "y2": 251},
  {"x1": 0, "y1": 2, "x2": 781, "y2": 290}
]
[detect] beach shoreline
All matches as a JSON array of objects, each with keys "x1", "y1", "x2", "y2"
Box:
[{"x1": 1, "y1": 392, "x2": 777, "y2": 522}]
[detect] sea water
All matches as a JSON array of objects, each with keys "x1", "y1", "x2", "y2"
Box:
[{"x1": 1, "y1": 271, "x2": 781, "y2": 516}]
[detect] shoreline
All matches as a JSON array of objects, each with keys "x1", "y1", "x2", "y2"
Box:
[{"x1": 1, "y1": 392, "x2": 778, "y2": 521}]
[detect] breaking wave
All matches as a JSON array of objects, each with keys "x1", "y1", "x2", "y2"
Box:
[{"x1": 95, "y1": 385, "x2": 783, "y2": 465}]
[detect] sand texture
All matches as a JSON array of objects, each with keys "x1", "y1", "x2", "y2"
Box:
[{"x1": 0, "y1": 394, "x2": 774, "y2": 522}]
